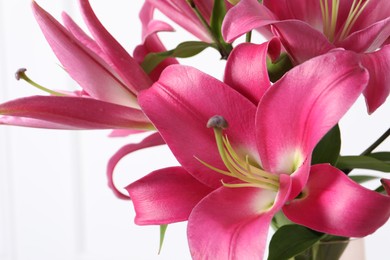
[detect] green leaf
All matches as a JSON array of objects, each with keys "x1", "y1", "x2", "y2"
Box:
[
  {"x1": 268, "y1": 225, "x2": 324, "y2": 260},
  {"x1": 336, "y1": 155, "x2": 390, "y2": 172},
  {"x1": 141, "y1": 41, "x2": 211, "y2": 73},
  {"x1": 368, "y1": 152, "x2": 390, "y2": 163},
  {"x1": 210, "y1": 0, "x2": 226, "y2": 42},
  {"x1": 349, "y1": 175, "x2": 379, "y2": 183},
  {"x1": 311, "y1": 125, "x2": 341, "y2": 166},
  {"x1": 158, "y1": 224, "x2": 168, "y2": 254}
]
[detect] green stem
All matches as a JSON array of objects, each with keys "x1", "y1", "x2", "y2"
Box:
[
  {"x1": 187, "y1": 0, "x2": 231, "y2": 59},
  {"x1": 361, "y1": 127, "x2": 390, "y2": 155},
  {"x1": 246, "y1": 31, "x2": 252, "y2": 43},
  {"x1": 344, "y1": 127, "x2": 390, "y2": 174}
]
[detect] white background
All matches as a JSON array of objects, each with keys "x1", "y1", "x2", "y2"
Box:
[{"x1": 0, "y1": 1, "x2": 389, "y2": 259}]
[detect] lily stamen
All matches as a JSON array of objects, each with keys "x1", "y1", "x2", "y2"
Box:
[
  {"x1": 15, "y1": 68, "x2": 65, "y2": 96},
  {"x1": 198, "y1": 115, "x2": 280, "y2": 191},
  {"x1": 320, "y1": 0, "x2": 370, "y2": 42}
]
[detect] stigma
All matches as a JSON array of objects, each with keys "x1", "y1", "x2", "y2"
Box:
[{"x1": 198, "y1": 116, "x2": 280, "y2": 191}]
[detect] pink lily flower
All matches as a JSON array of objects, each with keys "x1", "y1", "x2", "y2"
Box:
[
  {"x1": 126, "y1": 43, "x2": 390, "y2": 259},
  {"x1": 0, "y1": 0, "x2": 175, "y2": 131},
  {"x1": 145, "y1": 0, "x2": 228, "y2": 43},
  {"x1": 222, "y1": 0, "x2": 390, "y2": 113}
]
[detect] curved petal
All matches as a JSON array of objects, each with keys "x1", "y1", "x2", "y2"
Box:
[
  {"x1": 126, "y1": 166, "x2": 213, "y2": 225},
  {"x1": 107, "y1": 133, "x2": 165, "y2": 199},
  {"x1": 257, "y1": 51, "x2": 368, "y2": 194},
  {"x1": 263, "y1": 0, "x2": 322, "y2": 26},
  {"x1": 283, "y1": 164, "x2": 390, "y2": 237},
  {"x1": 382, "y1": 179, "x2": 390, "y2": 195},
  {"x1": 0, "y1": 96, "x2": 152, "y2": 130},
  {"x1": 134, "y1": 2, "x2": 179, "y2": 81},
  {"x1": 222, "y1": 0, "x2": 277, "y2": 43},
  {"x1": 61, "y1": 12, "x2": 113, "y2": 68},
  {"x1": 271, "y1": 20, "x2": 335, "y2": 64},
  {"x1": 351, "y1": 0, "x2": 390, "y2": 31},
  {"x1": 146, "y1": 0, "x2": 212, "y2": 42},
  {"x1": 78, "y1": 0, "x2": 152, "y2": 93},
  {"x1": 223, "y1": 39, "x2": 281, "y2": 104},
  {"x1": 188, "y1": 174, "x2": 291, "y2": 260},
  {"x1": 339, "y1": 17, "x2": 390, "y2": 53},
  {"x1": 32, "y1": 1, "x2": 139, "y2": 108},
  {"x1": 359, "y1": 45, "x2": 390, "y2": 113},
  {"x1": 139, "y1": 65, "x2": 257, "y2": 188}
]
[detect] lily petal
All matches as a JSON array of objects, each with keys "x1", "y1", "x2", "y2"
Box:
[
  {"x1": 257, "y1": 51, "x2": 368, "y2": 194},
  {"x1": 61, "y1": 12, "x2": 113, "y2": 68},
  {"x1": 134, "y1": 2, "x2": 178, "y2": 81},
  {"x1": 78, "y1": 0, "x2": 152, "y2": 93},
  {"x1": 147, "y1": 0, "x2": 213, "y2": 42},
  {"x1": 283, "y1": 164, "x2": 390, "y2": 237},
  {"x1": 139, "y1": 65, "x2": 257, "y2": 188},
  {"x1": 224, "y1": 39, "x2": 280, "y2": 104},
  {"x1": 382, "y1": 179, "x2": 390, "y2": 195},
  {"x1": 222, "y1": 0, "x2": 277, "y2": 43},
  {"x1": 32, "y1": 1, "x2": 138, "y2": 108},
  {"x1": 107, "y1": 133, "x2": 165, "y2": 200},
  {"x1": 359, "y1": 45, "x2": 390, "y2": 113},
  {"x1": 271, "y1": 21, "x2": 334, "y2": 64},
  {"x1": 188, "y1": 174, "x2": 291, "y2": 260},
  {"x1": 0, "y1": 96, "x2": 152, "y2": 130},
  {"x1": 339, "y1": 17, "x2": 390, "y2": 53},
  {"x1": 126, "y1": 166, "x2": 213, "y2": 225}
]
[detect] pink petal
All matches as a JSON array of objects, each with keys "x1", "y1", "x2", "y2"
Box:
[
  {"x1": 339, "y1": 17, "x2": 390, "y2": 53},
  {"x1": 263, "y1": 0, "x2": 322, "y2": 26},
  {"x1": 32, "y1": 2, "x2": 138, "y2": 108},
  {"x1": 350, "y1": 0, "x2": 390, "y2": 32},
  {"x1": 108, "y1": 129, "x2": 146, "y2": 138},
  {"x1": 139, "y1": 65, "x2": 258, "y2": 188},
  {"x1": 283, "y1": 164, "x2": 390, "y2": 237},
  {"x1": 138, "y1": 2, "x2": 175, "y2": 41},
  {"x1": 61, "y1": 12, "x2": 113, "y2": 68},
  {"x1": 188, "y1": 174, "x2": 291, "y2": 260},
  {"x1": 0, "y1": 96, "x2": 152, "y2": 130},
  {"x1": 107, "y1": 133, "x2": 165, "y2": 200},
  {"x1": 257, "y1": 51, "x2": 368, "y2": 194},
  {"x1": 78, "y1": 0, "x2": 152, "y2": 93},
  {"x1": 147, "y1": 0, "x2": 213, "y2": 42},
  {"x1": 223, "y1": 39, "x2": 281, "y2": 104},
  {"x1": 134, "y1": 2, "x2": 178, "y2": 81},
  {"x1": 382, "y1": 179, "x2": 390, "y2": 195},
  {"x1": 359, "y1": 45, "x2": 390, "y2": 113},
  {"x1": 271, "y1": 20, "x2": 334, "y2": 64},
  {"x1": 222, "y1": 0, "x2": 277, "y2": 43},
  {"x1": 126, "y1": 166, "x2": 213, "y2": 225}
]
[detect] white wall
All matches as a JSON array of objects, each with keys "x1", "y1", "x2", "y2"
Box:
[{"x1": 0, "y1": 1, "x2": 389, "y2": 259}]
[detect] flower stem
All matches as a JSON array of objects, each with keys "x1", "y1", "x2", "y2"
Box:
[
  {"x1": 361, "y1": 127, "x2": 390, "y2": 155},
  {"x1": 187, "y1": 0, "x2": 232, "y2": 59}
]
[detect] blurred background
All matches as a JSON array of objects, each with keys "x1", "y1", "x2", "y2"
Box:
[{"x1": 0, "y1": 1, "x2": 389, "y2": 259}]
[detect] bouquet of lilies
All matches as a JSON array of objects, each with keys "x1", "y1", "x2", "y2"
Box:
[{"x1": 3, "y1": 0, "x2": 390, "y2": 259}]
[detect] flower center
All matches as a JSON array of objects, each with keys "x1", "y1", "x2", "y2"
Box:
[
  {"x1": 320, "y1": 0, "x2": 370, "y2": 42},
  {"x1": 197, "y1": 116, "x2": 280, "y2": 191}
]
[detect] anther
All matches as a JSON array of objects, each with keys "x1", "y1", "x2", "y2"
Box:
[
  {"x1": 14, "y1": 68, "x2": 65, "y2": 96},
  {"x1": 15, "y1": 68, "x2": 27, "y2": 81},
  {"x1": 207, "y1": 115, "x2": 229, "y2": 129}
]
